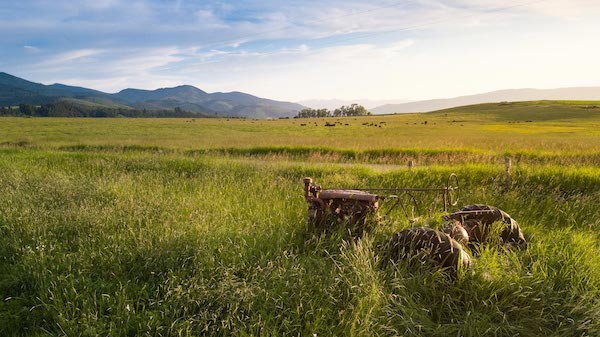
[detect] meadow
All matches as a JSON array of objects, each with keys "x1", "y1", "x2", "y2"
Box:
[{"x1": 0, "y1": 100, "x2": 599, "y2": 336}]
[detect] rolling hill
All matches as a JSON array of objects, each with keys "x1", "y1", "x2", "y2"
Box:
[
  {"x1": 0, "y1": 72, "x2": 304, "y2": 118},
  {"x1": 113, "y1": 86, "x2": 303, "y2": 119},
  {"x1": 371, "y1": 87, "x2": 600, "y2": 114}
]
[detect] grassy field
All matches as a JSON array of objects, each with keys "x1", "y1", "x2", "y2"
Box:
[
  {"x1": 1, "y1": 100, "x2": 599, "y2": 152},
  {"x1": 1, "y1": 100, "x2": 599, "y2": 336}
]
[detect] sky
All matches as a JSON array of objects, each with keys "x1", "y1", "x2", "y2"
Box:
[{"x1": 1, "y1": 0, "x2": 599, "y2": 102}]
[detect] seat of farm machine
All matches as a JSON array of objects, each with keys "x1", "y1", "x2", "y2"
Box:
[{"x1": 303, "y1": 174, "x2": 459, "y2": 233}]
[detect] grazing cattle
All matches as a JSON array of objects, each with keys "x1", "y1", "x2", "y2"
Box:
[
  {"x1": 445, "y1": 204, "x2": 527, "y2": 249},
  {"x1": 383, "y1": 227, "x2": 471, "y2": 272}
]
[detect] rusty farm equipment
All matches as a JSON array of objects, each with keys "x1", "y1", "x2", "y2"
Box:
[{"x1": 303, "y1": 174, "x2": 460, "y2": 233}]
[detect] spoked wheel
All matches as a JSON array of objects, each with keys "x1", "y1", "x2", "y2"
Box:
[{"x1": 446, "y1": 173, "x2": 460, "y2": 209}]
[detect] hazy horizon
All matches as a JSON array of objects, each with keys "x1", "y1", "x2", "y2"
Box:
[{"x1": 2, "y1": 0, "x2": 599, "y2": 102}]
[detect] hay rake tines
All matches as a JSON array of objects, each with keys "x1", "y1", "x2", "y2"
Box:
[{"x1": 346, "y1": 173, "x2": 460, "y2": 212}]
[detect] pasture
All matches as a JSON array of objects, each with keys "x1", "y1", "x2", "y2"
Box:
[{"x1": 0, "y1": 100, "x2": 599, "y2": 336}]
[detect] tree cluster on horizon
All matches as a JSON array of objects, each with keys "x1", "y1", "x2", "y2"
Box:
[{"x1": 295, "y1": 103, "x2": 371, "y2": 118}]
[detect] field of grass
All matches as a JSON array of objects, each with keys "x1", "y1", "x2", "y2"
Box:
[
  {"x1": 1, "y1": 100, "x2": 599, "y2": 153},
  {"x1": 1, "y1": 100, "x2": 599, "y2": 336}
]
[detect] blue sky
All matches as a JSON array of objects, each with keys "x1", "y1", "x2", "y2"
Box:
[{"x1": 1, "y1": 0, "x2": 599, "y2": 102}]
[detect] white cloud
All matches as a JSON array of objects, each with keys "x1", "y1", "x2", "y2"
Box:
[
  {"x1": 26, "y1": 47, "x2": 186, "y2": 92},
  {"x1": 39, "y1": 49, "x2": 104, "y2": 67},
  {"x1": 110, "y1": 48, "x2": 184, "y2": 74},
  {"x1": 4, "y1": 0, "x2": 600, "y2": 100},
  {"x1": 431, "y1": 0, "x2": 600, "y2": 20},
  {"x1": 194, "y1": 9, "x2": 228, "y2": 28},
  {"x1": 526, "y1": 0, "x2": 600, "y2": 19},
  {"x1": 23, "y1": 45, "x2": 41, "y2": 53},
  {"x1": 158, "y1": 17, "x2": 600, "y2": 102},
  {"x1": 381, "y1": 40, "x2": 415, "y2": 57},
  {"x1": 80, "y1": 0, "x2": 119, "y2": 11}
]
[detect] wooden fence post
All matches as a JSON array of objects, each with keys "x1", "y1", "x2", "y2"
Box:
[{"x1": 504, "y1": 156, "x2": 512, "y2": 189}]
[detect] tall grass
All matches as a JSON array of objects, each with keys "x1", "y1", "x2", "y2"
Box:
[
  {"x1": 46, "y1": 144, "x2": 600, "y2": 167},
  {"x1": 0, "y1": 149, "x2": 598, "y2": 336}
]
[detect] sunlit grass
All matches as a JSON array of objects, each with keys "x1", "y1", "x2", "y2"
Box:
[
  {"x1": 1, "y1": 100, "x2": 599, "y2": 155},
  {"x1": 0, "y1": 101, "x2": 599, "y2": 335},
  {"x1": 0, "y1": 149, "x2": 598, "y2": 336}
]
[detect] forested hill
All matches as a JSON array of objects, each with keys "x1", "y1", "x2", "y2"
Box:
[{"x1": 0, "y1": 72, "x2": 304, "y2": 118}]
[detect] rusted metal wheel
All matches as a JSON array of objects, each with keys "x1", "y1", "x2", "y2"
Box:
[{"x1": 446, "y1": 173, "x2": 459, "y2": 207}]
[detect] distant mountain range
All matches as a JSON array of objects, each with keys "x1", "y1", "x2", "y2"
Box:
[
  {"x1": 3, "y1": 72, "x2": 599, "y2": 117},
  {"x1": 0, "y1": 72, "x2": 304, "y2": 118},
  {"x1": 370, "y1": 87, "x2": 600, "y2": 114}
]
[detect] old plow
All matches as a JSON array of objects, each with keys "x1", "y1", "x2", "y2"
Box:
[{"x1": 303, "y1": 174, "x2": 459, "y2": 232}]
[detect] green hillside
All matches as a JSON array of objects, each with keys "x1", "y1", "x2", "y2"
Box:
[{"x1": 430, "y1": 100, "x2": 600, "y2": 121}]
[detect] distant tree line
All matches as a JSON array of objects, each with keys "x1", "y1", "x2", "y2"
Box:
[
  {"x1": 0, "y1": 102, "x2": 212, "y2": 118},
  {"x1": 295, "y1": 104, "x2": 371, "y2": 118}
]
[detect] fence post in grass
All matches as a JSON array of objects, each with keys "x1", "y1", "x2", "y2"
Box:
[
  {"x1": 504, "y1": 156, "x2": 512, "y2": 189},
  {"x1": 408, "y1": 160, "x2": 414, "y2": 170}
]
